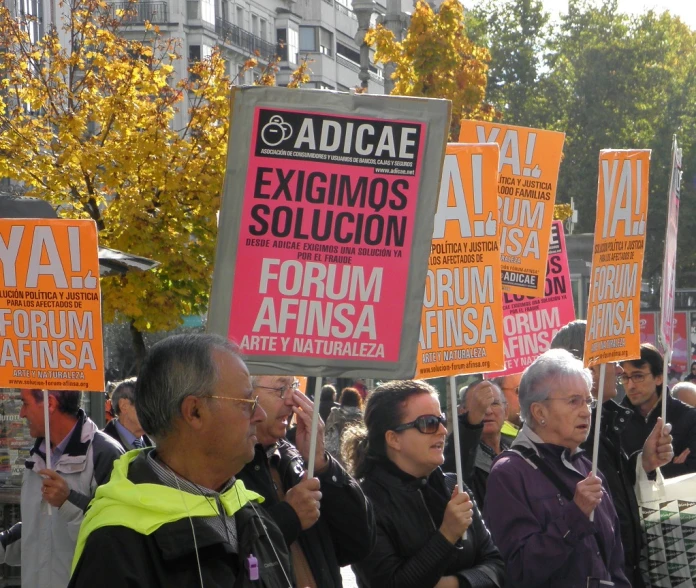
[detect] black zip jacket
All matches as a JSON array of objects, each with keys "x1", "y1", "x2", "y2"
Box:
[
  {"x1": 621, "y1": 391, "x2": 696, "y2": 478},
  {"x1": 583, "y1": 400, "x2": 644, "y2": 588},
  {"x1": 237, "y1": 440, "x2": 376, "y2": 587},
  {"x1": 352, "y1": 460, "x2": 505, "y2": 588},
  {"x1": 68, "y1": 453, "x2": 294, "y2": 588}
]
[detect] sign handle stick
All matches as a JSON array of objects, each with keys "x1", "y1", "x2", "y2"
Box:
[
  {"x1": 43, "y1": 390, "x2": 52, "y2": 516},
  {"x1": 307, "y1": 377, "x2": 323, "y2": 478},
  {"x1": 589, "y1": 363, "x2": 605, "y2": 522},
  {"x1": 447, "y1": 376, "x2": 467, "y2": 541},
  {"x1": 661, "y1": 350, "x2": 670, "y2": 423}
]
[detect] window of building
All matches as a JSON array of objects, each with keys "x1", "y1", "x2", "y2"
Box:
[
  {"x1": 189, "y1": 44, "x2": 201, "y2": 63},
  {"x1": 18, "y1": 0, "x2": 42, "y2": 43},
  {"x1": 236, "y1": 6, "x2": 244, "y2": 28},
  {"x1": 277, "y1": 28, "x2": 288, "y2": 61},
  {"x1": 336, "y1": 42, "x2": 359, "y2": 64},
  {"x1": 260, "y1": 18, "x2": 267, "y2": 40},
  {"x1": 287, "y1": 28, "x2": 299, "y2": 64},
  {"x1": 251, "y1": 14, "x2": 258, "y2": 36},
  {"x1": 319, "y1": 28, "x2": 333, "y2": 56},
  {"x1": 200, "y1": 0, "x2": 214, "y2": 24},
  {"x1": 299, "y1": 26, "x2": 316, "y2": 52}
]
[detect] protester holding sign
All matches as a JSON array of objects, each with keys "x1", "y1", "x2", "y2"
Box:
[
  {"x1": 238, "y1": 374, "x2": 375, "y2": 588},
  {"x1": 443, "y1": 380, "x2": 509, "y2": 508},
  {"x1": 1, "y1": 389, "x2": 122, "y2": 588},
  {"x1": 620, "y1": 344, "x2": 696, "y2": 478},
  {"x1": 552, "y1": 320, "x2": 674, "y2": 587},
  {"x1": 484, "y1": 350, "x2": 630, "y2": 587},
  {"x1": 69, "y1": 334, "x2": 293, "y2": 588},
  {"x1": 346, "y1": 380, "x2": 505, "y2": 588}
]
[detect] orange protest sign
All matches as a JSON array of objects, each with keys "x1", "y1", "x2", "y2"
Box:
[
  {"x1": 0, "y1": 219, "x2": 104, "y2": 391},
  {"x1": 584, "y1": 150, "x2": 650, "y2": 367},
  {"x1": 296, "y1": 376, "x2": 308, "y2": 394},
  {"x1": 416, "y1": 143, "x2": 504, "y2": 378},
  {"x1": 459, "y1": 121, "x2": 564, "y2": 298}
]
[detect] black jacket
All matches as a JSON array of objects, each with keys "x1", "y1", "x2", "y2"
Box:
[
  {"x1": 442, "y1": 413, "x2": 487, "y2": 506},
  {"x1": 102, "y1": 419, "x2": 154, "y2": 451},
  {"x1": 69, "y1": 452, "x2": 293, "y2": 588},
  {"x1": 238, "y1": 440, "x2": 375, "y2": 587},
  {"x1": 583, "y1": 400, "x2": 644, "y2": 588},
  {"x1": 622, "y1": 391, "x2": 696, "y2": 478},
  {"x1": 352, "y1": 461, "x2": 505, "y2": 588}
]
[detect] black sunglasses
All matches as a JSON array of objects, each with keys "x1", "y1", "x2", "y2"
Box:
[{"x1": 392, "y1": 414, "x2": 447, "y2": 434}]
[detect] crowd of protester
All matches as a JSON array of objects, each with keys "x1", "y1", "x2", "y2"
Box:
[{"x1": 2, "y1": 323, "x2": 696, "y2": 587}]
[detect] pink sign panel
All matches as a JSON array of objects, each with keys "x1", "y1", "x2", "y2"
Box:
[
  {"x1": 227, "y1": 107, "x2": 426, "y2": 362},
  {"x1": 658, "y1": 138, "x2": 682, "y2": 354},
  {"x1": 640, "y1": 312, "x2": 656, "y2": 346},
  {"x1": 488, "y1": 221, "x2": 575, "y2": 377},
  {"x1": 671, "y1": 312, "x2": 689, "y2": 373}
]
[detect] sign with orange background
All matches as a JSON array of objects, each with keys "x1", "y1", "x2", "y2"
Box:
[
  {"x1": 584, "y1": 150, "x2": 650, "y2": 367},
  {"x1": 0, "y1": 219, "x2": 104, "y2": 391},
  {"x1": 416, "y1": 143, "x2": 504, "y2": 378},
  {"x1": 459, "y1": 121, "x2": 564, "y2": 298}
]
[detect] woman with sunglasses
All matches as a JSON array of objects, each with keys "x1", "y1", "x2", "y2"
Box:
[
  {"x1": 344, "y1": 380, "x2": 505, "y2": 588},
  {"x1": 483, "y1": 349, "x2": 630, "y2": 587}
]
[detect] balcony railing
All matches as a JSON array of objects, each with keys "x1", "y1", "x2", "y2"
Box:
[
  {"x1": 215, "y1": 18, "x2": 277, "y2": 62},
  {"x1": 321, "y1": 0, "x2": 357, "y2": 20},
  {"x1": 111, "y1": 1, "x2": 169, "y2": 23}
]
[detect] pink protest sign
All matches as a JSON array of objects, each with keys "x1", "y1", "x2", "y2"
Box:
[
  {"x1": 209, "y1": 87, "x2": 451, "y2": 378},
  {"x1": 488, "y1": 221, "x2": 575, "y2": 377},
  {"x1": 640, "y1": 312, "x2": 656, "y2": 346},
  {"x1": 229, "y1": 107, "x2": 424, "y2": 363}
]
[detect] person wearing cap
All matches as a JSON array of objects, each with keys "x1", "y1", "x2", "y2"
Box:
[{"x1": 551, "y1": 320, "x2": 674, "y2": 587}]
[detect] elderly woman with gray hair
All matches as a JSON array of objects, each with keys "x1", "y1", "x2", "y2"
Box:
[{"x1": 483, "y1": 349, "x2": 630, "y2": 587}]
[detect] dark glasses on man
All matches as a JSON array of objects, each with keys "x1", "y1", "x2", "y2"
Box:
[{"x1": 392, "y1": 414, "x2": 447, "y2": 434}]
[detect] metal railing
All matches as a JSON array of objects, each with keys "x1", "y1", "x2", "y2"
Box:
[
  {"x1": 111, "y1": 1, "x2": 169, "y2": 23},
  {"x1": 215, "y1": 18, "x2": 277, "y2": 62},
  {"x1": 320, "y1": 0, "x2": 357, "y2": 20}
]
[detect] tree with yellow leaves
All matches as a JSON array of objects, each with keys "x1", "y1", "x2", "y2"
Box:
[
  {"x1": 366, "y1": 0, "x2": 495, "y2": 138},
  {"x1": 0, "y1": 0, "x2": 307, "y2": 356}
]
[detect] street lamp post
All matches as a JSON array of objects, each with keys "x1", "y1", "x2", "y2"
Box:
[{"x1": 352, "y1": 0, "x2": 377, "y2": 90}]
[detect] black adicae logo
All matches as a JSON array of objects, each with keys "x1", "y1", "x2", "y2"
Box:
[{"x1": 261, "y1": 115, "x2": 293, "y2": 147}]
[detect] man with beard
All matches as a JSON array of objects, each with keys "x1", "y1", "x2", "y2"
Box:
[
  {"x1": 551, "y1": 321, "x2": 674, "y2": 587},
  {"x1": 237, "y1": 375, "x2": 375, "y2": 587}
]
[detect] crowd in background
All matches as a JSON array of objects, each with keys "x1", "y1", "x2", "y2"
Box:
[{"x1": 3, "y1": 321, "x2": 696, "y2": 587}]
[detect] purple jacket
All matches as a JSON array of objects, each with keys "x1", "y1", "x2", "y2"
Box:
[{"x1": 483, "y1": 427, "x2": 630, "y2": 588}]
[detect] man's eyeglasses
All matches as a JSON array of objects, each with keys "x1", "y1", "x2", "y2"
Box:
[
  {"x1": 617, "y1": 372, "x2": 650, "y2": 385},
  {"x1": 545, "y1": 395, "x2": 597, "y2": 410},
  {"x1": 254, "y1": 379, "x2": 300, "y2": 399},
  {"x1": 392, "y1": 414, "x2": 447, "y2": 434},
  {"x1": 203, "y1": 395, "x2": 259, "y2": 415},
  {"x1": 490, "y1": 400, "x2": 507, "y2": 410}
]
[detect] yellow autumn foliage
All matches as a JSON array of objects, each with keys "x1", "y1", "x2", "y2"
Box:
[
  {"x1": 366, "y1": 0, "x2": 495, "y2": 138},
  {"x1": 0, "y1": 0, "x2": 307, "y2": 335}
]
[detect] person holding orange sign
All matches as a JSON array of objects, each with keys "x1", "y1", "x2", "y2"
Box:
[
  {"x1": 484, "y1": 349, "x2": 630, "y2": 587},
  {"x1": 346, "y1": 380, "x2": 505, "y2": 588},
  {"x1": 1, "y1": 389, "x2": 123, "y2": 588}
]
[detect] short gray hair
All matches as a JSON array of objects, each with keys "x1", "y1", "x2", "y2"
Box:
[
  {"x1": 111, "y1": 377, "x2": 137, "y2": 417},
  {"x1": 518, "y1": 348, "x2": 592, "y2": 423},
  {"x1": 30, "y1": 390, "x2": 82, "y2": 416},
  {"x1": 672, "y1": 381, "x2": 696, "y2": 401},
  {"x1": 459, "y1": 380, "x2": 504, "y2": 407},
  {"x1": 550, "y1": 320, "x2": 587, "y2": 361},
  {"x1": 135, "y1": 334, "x2": 241, "y2": 439}
]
